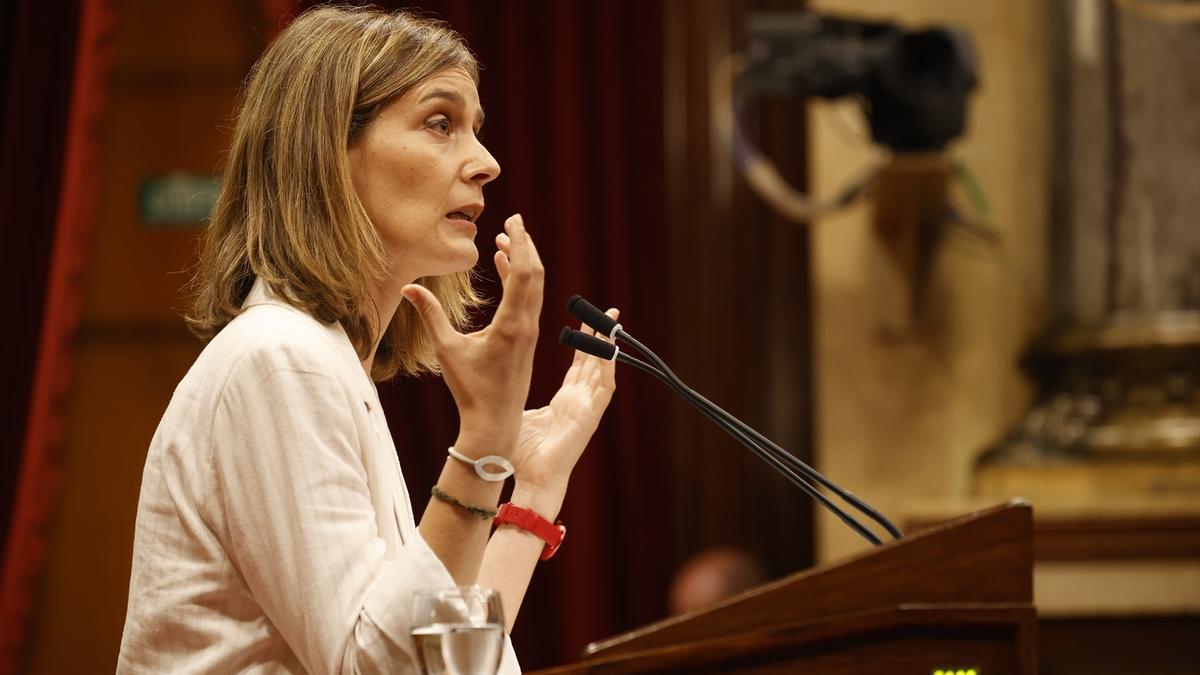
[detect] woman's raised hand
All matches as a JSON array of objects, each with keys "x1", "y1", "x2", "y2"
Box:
[
  {"x1": 401, "y1": 214, "x2": 543, "y2": 455},
  {"x1": 495, "y1": 231, "x2": 619, "y2": 502},
  {"x1": 404, "y1": 213, "x2": 618, "y2": 506},
  {"x1": 512, "y1": 309, "x2": 618, "y2": 498}
]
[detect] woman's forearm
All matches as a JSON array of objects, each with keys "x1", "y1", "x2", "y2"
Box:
[
  {"x1": 476, "y1": 483, "x2": 566, "y2": 632},
  {"x1": 417, "y1": 434, "x2": 508, "y2": 585}
]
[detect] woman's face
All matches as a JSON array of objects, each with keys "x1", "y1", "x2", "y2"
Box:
[{"x1": 348, "y1": 68, "x2": 500, "y2": 282}]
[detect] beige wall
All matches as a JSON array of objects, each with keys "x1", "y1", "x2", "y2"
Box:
[{"x1": 808, "y1": 0, "x2": 1052, "y2": 561}]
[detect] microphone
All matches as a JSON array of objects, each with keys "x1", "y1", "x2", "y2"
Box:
[
  {"x1": 561, "y1": 296, "x2": 903, "y2": 546},
  {"x1": 565, "y1": 295, "x2": 621, "y2": 339},
  {"x1": 558, "y1": 326, "x2": 618, "y2": 360}
]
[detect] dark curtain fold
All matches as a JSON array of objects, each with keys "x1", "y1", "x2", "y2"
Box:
[
  {"x1": 1, "y1": 0, "x2": 115, "y2": 671},
  {"x1": 0, "y1": 2, "x2": 84, "y2": 672},
  {"x1": 374, "y1": 1, "x2": 674, "y2": 669},
  {"x1": 0, "y1": 0, "x2": 80, "y2": 559}
]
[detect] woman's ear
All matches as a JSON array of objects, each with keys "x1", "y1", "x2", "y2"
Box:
[{"x1": 348, "y1": 102, "x2": 380, "y2": 143}]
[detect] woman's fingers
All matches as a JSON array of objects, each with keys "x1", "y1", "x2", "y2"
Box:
[
  {"x1": 564, "y1": 307, "x2": 598, "y2": 385},
  {"x1": 568, "y1": 318, "x2": 597, "y2": 385},
  {"x1": 563, "y1": 323, "x2": 590, "y2": 387},
  {"x1": 494, "y1": 249, "x2": 510, "y2": 287},
  {"x1": 599, "y1": 308, "x2": 619, "y2": 390},
  {"x1": 495, "y1": 233, "x2": 511, "y2": 287},
  {"x1": 519, "y1": 224, "x2": 546, "y2": 315},
  {"x1": 493, "y1": 214, "x2": 544, "y2": 330},
  {"x1": 401, "y1": 284, "x2": 457, "y2": 349},
  {"x1": 574, "y1": 308, "x2": 619, "y2": 387},
  {"x1": 503, "y1": 214, "x2": 544, "y2": 315}
]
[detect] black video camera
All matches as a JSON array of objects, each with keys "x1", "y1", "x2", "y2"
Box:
[{"x1": 742, "y1": 11, "x2": 978, "y2": 153}]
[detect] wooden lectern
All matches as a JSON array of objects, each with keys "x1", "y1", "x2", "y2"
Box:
[{"x1": 531, "y1": 500, "x2": 1036, "y2": 674}]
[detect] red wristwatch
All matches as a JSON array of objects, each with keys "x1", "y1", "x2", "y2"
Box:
[{"x1": 494, "y1": 503, "x2": 566, "y2": 561}]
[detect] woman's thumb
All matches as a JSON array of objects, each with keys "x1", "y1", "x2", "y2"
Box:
[{"x1": 401, "y1": 284, "x2": 454, "y2": 344}]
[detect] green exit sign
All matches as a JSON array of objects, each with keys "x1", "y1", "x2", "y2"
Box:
[{"x1": 139, "y1": 173, "x2": 221, "y2": 229}]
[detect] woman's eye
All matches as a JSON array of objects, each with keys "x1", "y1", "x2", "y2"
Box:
[{"x1": 427, "y1": 116, "x2": 452, "y2": 135}]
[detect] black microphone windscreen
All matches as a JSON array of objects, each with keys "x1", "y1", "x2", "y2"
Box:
[
  {"x1": 558, "y1": 326, "x2": 617, "y2": 360},
  {"x1": 565, "y1": 295, "x2": 619, "y2": 337}
]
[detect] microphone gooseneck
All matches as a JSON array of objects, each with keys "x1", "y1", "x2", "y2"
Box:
[
  {"x1": 562, "y1": 330, "x2": 883, "y2": 545},
  {"x1": 624, "y1": 329, "x2": 902, "y2": 541},
  {"x1": 561, "y1": 296, "x2": 904, "y2": 547}
]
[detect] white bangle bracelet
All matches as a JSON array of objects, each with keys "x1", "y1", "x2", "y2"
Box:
[{"x1": 447, "y1": 446, "x2": 514, "y2": 483}]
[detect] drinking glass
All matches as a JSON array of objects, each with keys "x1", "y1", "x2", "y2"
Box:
[{"x1": 411, "y1": 586, "x2": 505, "y2": 675}]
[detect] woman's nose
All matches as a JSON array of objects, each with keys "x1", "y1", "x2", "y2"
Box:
[{"x1": 465, "y1": 142, "x2": 501, "y2": 185}]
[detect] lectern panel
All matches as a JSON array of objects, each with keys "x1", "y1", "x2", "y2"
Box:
[{"x1": 531, "y1": 503, "x2": 1037, "y2": 675}]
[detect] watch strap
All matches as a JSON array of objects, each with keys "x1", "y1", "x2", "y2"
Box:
[{"x1": 494, "y1": 503, "x2": 566, "y2": 561}]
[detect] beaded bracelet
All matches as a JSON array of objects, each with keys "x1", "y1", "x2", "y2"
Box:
[{"x1": 431, "y1": 485, "x2": 497, "y2": 520}]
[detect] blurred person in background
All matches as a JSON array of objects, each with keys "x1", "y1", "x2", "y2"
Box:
[{"x1": 668, "y1": 547, "x2": 768, "y2": 615}]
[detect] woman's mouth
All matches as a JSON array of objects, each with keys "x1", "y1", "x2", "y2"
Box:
[{"x1": 445, "y1": 211, "x2": 478, "y2": 236}]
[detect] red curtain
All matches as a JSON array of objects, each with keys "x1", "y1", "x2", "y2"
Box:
[
  {"x1": 0, "y1": 2, "x2": 79, "y2": 536},
  {"x1": 0, "y1": 0, "x2": 115, "y2": 672},
  {"x1": 373, "y1": 1, "x2": 675, "y2": 668}
]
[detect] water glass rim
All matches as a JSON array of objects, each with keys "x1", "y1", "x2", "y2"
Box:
[{"x1": 413, "y1": 585, "x2": 499, "y2": 601}]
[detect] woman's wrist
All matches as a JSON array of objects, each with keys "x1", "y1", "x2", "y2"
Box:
[
  {"x1": 434, "y1": 437, "x2": 508, "y2": 514},
  {"x1": 508, "y1": 481, "x2": 567, "y2": 522},
  {"x1": 454, "y1": 427, "x2": 517, "y2": 461}
]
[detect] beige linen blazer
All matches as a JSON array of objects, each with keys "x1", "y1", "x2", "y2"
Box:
[{"x1": 118, "y1": 278, "x2": 520, "y2": 674}]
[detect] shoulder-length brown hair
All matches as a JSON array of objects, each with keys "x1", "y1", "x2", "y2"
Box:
[{"x1": 187, "y1": 5, "x2": 482, "y2": 381}]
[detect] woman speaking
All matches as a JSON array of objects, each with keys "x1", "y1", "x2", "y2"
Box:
[{"x1": 118, "y1": 6, "x2": 616, "y2": 673}]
